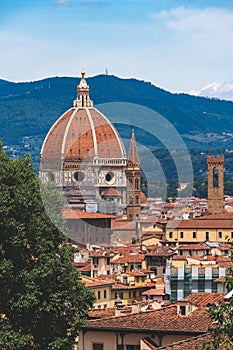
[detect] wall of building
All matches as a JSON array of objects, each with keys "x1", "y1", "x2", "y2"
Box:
[{"x1": 166, "y1": 228, "x2": 233, "y2": 243}]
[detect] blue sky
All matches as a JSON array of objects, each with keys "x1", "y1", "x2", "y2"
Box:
[{"x1": 1, "y1": 0, "x2": 233, "y2": 93}]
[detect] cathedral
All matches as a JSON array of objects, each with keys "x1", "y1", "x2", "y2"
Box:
[{"x1": 39, "y1": 71, "x2": 141, "y2": 220}]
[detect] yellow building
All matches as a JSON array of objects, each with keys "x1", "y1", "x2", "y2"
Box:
[
  {"x1": 81, "y1": 276, "x2": 113, "y2": 309},
  {"x1": 166, "y1": 213, "x2": 233, "y2": 244}
]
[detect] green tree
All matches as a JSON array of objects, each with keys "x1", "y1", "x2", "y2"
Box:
[
  {"x1": 202, "y1": 249, "x2": 233, "y2": 350},
  {"x1": 0, "y1": 144, "x2": 95, "y2": 350}
]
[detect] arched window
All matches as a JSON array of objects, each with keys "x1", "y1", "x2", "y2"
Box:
[
  {"x1": 213, "y1": 167, "x2": 218, "y2": 187},
  {"x1": 135, "y1": 178, "x2": 139, "y2": 190},
  {"x1": 135, "y1": 195, "x2": 139, "y2": 204}
]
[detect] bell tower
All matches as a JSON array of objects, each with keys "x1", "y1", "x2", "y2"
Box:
[
  {"x1": 126, "y1": 129, "x2": 141, "y2": 220},
  {"x1": 206, "y1": 155, "x2": 224, "y2": 214}
]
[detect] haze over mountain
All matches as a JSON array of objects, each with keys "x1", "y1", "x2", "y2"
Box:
[{"x1": 190, "y1": 82, "x2": 233, "y2": 101}]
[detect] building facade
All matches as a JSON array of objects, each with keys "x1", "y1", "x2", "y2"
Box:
[{"x1": 40, "y1": 71, "x2": 142, "y2": 216}]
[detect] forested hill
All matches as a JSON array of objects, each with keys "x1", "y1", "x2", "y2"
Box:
[{"x1": 1, "y1": 74, "x2": 233, "y2": 147}]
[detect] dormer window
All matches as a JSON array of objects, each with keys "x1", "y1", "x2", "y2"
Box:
[{"x1": 180, "y1": 305, "x2": 186, "y2": 315}]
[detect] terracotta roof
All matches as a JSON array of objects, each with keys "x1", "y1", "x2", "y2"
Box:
[
  {"x1": 156, "y1": 333, "x2": 215, "y2": 350},
  {"x1": 179, "y1": 292, "x2": 225, "y2": 306},
  {"x1": 142, "y1": 288, "x2": 165, "y2": 296},
  {"x1": 102, "y1": 188, "x2": 121, "y2": 197},
  {"x1": 82, "y1": 277, "x2": 114, "y2": 288},
  {"x1": 79, "y1": 263, "x2": 91, "y2": 272},
  {"x1": 178, "y1": 244, "x2": 210, "y2": 251},
  {"x1": 88, "y1": 308, "x2": 115, "y2": 319},
  {"x1": 112, "y1": 253, "x2": 145, "y2": 264},
  {"x1": 111, "y1": 220, "x2": 136, "y2": 230},
  {"x1": 167, "y1": 218, "x2": 233, "y2": 229},
  {"x1": 63, "y1": 208, "x2": 116, "y2": 219},
  {"x1": 86, "y1": 304, "x2": 211, "y2": 333},
  {"x1": 187, "y1": 255, "x2": 217, "y2": 262},
  {"x1": 40, "y1": 105, "x2": 126, "y2": 164},
  {"x1": 200, "y1": 212, "x2": 233, "y2": 219}
]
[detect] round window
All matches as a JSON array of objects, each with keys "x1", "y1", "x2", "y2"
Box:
[
  {"x1": 74, "y1": 171, "x2": 85, "y2": 182},
  {"x1": 105, "y1": 172, "x2": 115, "y2": 184}
]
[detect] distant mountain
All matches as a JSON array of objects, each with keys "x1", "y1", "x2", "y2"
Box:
[
  {"x1": 190, "y1": 82, "x2": 233, "y2": 101},
  {"x1": 1, "y1": 74, "x2": 233, "y2": 159}
]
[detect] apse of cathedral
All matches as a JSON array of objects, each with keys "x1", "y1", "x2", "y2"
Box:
[{"x1": 39, "y1": 71, "x2": 141, "y2": 220}]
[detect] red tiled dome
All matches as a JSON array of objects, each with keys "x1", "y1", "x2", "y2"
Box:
[
  {"x1": 41, "y1": 107, "x2": 126, "y2": 162},
  {"x1": 140, "y1": 191, "x2": 147, "y2": 204},
  {"x1": 40, "y1": 71, "x2": 126, "y2": 167}
]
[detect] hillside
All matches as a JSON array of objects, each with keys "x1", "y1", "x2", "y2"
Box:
[{"x1": 1, "y1": 74, "x2": 233, "y2": 182}]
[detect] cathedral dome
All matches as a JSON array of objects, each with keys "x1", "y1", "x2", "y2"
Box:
[{"x1": 40, "y1": 71, "x2": 126, "y2": 166}]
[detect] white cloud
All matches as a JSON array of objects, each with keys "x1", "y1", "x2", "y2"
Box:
[
  {"x1": 150, "y1": 7, "x2": 233, "y2": 34},
  {"x1": 147, "y1": 6, "x2": 233, "y2": 91}
]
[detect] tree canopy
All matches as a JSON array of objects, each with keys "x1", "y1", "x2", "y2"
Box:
[
  {"x1": 0, "y1": 144, "x2": 95, "y2": 349},
  {"x1": 202, "y1": 249, "x2": 233, "y2": 350}
]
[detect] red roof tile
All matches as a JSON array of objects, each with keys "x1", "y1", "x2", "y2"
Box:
[
  {"x1": 102, "y1": 188, "x2": 121, "y2": 197},
  {"x1": 112, "y1": 253, "x2": 145, "y2": 264},
  {"x1": 63, "y1": 208, "x2": 116, "y2": 219},
  {"x1": 86, "y1": 305, "x2": 211, "y2": 333},
  {"x1": 88, "y1": 308, "x2": 115, "y2": 319},
  {"x1": 179, "y1": 292, "x2": 225, "y2": 306},
  {"x1": 142, "y1": 289, "x2": 165, "y2": 296},
  {"x1": 168, "y1": 218, "x2": 233, "y2": 229},
  {"x1": 156, "y1": 333, "x2": 216, "y2": 350}
]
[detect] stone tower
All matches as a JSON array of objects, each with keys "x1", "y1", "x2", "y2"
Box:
[
  {"x1": 206, "y1": 155, "x2": 224, "y2": 214},
  {"x1": 126, "y1": 129, "x2": 141, "y2": 220}
]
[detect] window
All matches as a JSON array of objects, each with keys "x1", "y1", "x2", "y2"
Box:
[
  {"x1": 129, "y1": 291, "x2": 131, "y2": 298},
  {"x1": 206, "y1": 232, "x2": 209, "y2": 241},
  {"x1": 104, "y1": 290, "x2": 107, "y2": 299},
  {"x1": 180, "y1": 306, "x2": 186, "y2": 315},
  {"x1": 169, "y1": 231, "x2": 173, "y2": 238},
  {"x1": 93, "y1": 343, "x2": 103, "y2": 350},
  {"x1": 106, "y1": 258, "x2": 110, "y2": 265},
  {"x1": 135, "y1": 178, "x2": 139, "y2": 190},
  {"x1": 103, "y1": 304, "x2": 107, "y2": 308},
  {"x1": 213, "y1": 167, "x2": 219, "y2": 187},
  {"x1": 231, "y1": 232, "x2": 233, "y2": 239},
  {"x1": 198, "y1": 280, "x2": 205, "y2": 292},
  {"x1": 126, "y1": 345, "x2": 140, "y2": 350},
  {"x1": 97, "y1": 291, "x2": 101, "y2": 300},
  {"x1": 218, "y1": 231, "x2": 222, "y2": 239},
  {"x1": 193, "y1": 231, "x2": 196, "y2": 239},
  {"x1": 133, "y1": 290, "x2": 136, "y2": 298},
  {"x1": 115, "y1": 292, "x2": 123, "y2": 299},
  {"x1": 180, "y1": 232, "x2": 184, "y2": 239},
  {"x1": 93, "y1": 257, "x2": 99, "y2": 265}
]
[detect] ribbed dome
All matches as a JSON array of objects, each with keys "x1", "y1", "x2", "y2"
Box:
[
  {"x1": 40, "y1": 72, "x2": 126, "y2": 164},
  {"x1": 41, "y1": 107, "x2": 126, "y2": 161}
]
